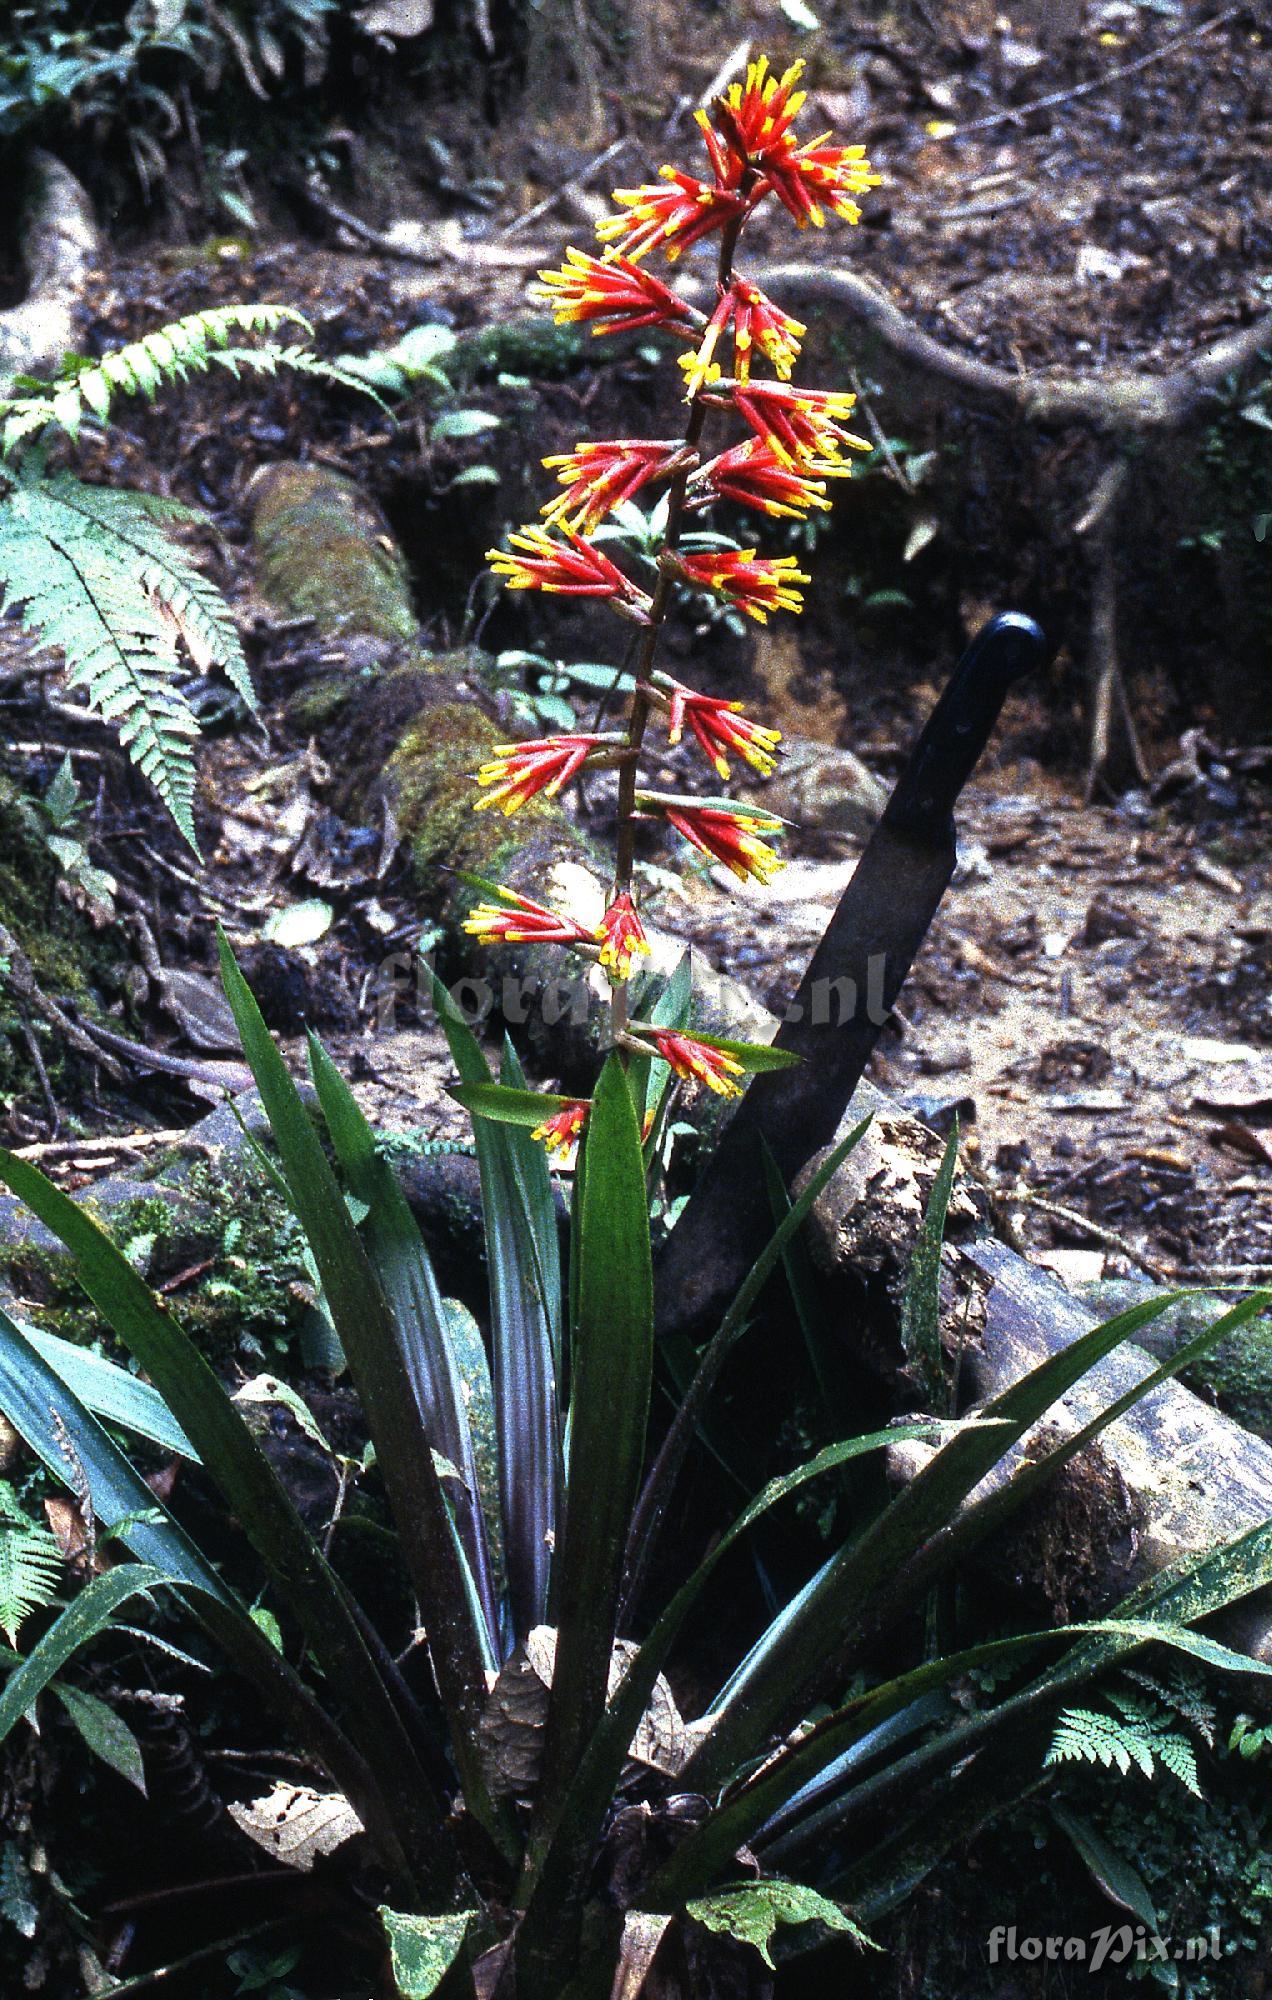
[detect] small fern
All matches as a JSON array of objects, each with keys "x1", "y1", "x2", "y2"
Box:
[
  {"x1": 1047, "y1": 1685, "x2": 1202, "y2": 1795},
  {"x1": 0, "y1": 1482, "x2": 62, "y2": 1648},
  {"x1": 0, "y1": 303, "x2": 384, "y2": 849}
]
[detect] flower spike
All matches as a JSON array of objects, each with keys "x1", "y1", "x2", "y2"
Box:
[
  {"x1": 679, "y1": 280, "x2": 806, "y2": 398},
  {"x1": 692, "y1": 438, "x2": 834, "y2": 520},
  {"x1": 532, "y1": 1100, "x2": 590, "y2": 1159},
  {"x1": 654, "y1": 675, "x2": 782, "y2": 780},
  {"x1": 463, "y1": 886, "x2": 597, "y2": 947},
  {"x1": 596, "y1": 893, "x2": 650, "y2": 981},
  {"x1": 648, "y1": 1030, "x2": 745, "y2": 1099},
  {"x1": 487, "y1": 525, "x2": 651, "y2": 615},
  {"x1": 640, "y1": 793, "x2": 786, "y2": 885},
  {"x1": 597, "y1": 168, "x2": 748, "y2": 265},
  {"x1": 474, "y1": 734, "x2": 609, "y2": 815},
  {"x1": 534, "y1": 249, "x2": 699, "y2": 338},
  {"x1": 541, "y1": 440, "x2": 688, "y2": 531},
  {"x1": 675, "y1": 549, "x2": 811, "y2": 624},
  {"x1": 727, "y1": 380, "x2": 872, "y2": 469}
]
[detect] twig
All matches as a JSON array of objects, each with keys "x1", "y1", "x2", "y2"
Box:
[
  {"x1": 0, "y1": 921, "x2": 123, "y2": 1079},
  {"x1": 10, "y1": 1126, "x2": 187, "y2": 1162},
  {"x1": 1075, "y1": 458, "x2": 1148, "y2": 797},
  {"x1": 1014, "y1": 1190, "x2": 1168, "y2": 1283},
  {"x1": 19, "y1": 1019, "x2": 59, "y2": 1138},
  {"x1": 849, "y1": 368, "x2": 914, "y2": 491},
  {"x1": 937, "y1": 8, "x2": 1240, "y2": 140},
  {"x1": 498, "y1": 136, "x2": 634, "y2": 240}
]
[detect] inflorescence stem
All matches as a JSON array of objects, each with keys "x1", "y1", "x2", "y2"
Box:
[{"x1": 609, "y1": 198, "x2": 751, "y2": 1045}]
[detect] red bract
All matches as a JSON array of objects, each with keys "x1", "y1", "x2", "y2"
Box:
[
  {"x1": 656, "y1": 675, "x2": 782, "y2": 780},
  {"x1": 648, "y1": 1030, "x2": 745, "y2": 1099},
  {"x1": 541, "y1": 440, "x2": 686, "y2": 531},
  {"x1": 474, "y1": 735, "x2": 608, "y2": 816},
  {"x1": 596, "y1": 893, "x2": 650, "y2": 981},
  {"x1": 692, "y1": 438, "x2": 834, "y2": 520},
  {"x1": 486, "y1": 525, "x2": 651, "y2": 614},
  {"x1": 463, "y1": 888, "x2": 596, "y2": 947},
  {"x1": 764, "y1": 136, "x2": 881, "y2": 230},
  {"x1": 707, "y1": 55, "x2": 881, "y2": 228},
  {"x1": 535, "y1": 249, "x2": 698, "y2": 337},
  {"x1": 675, "y1": 549, "x2": 811, "y2": 624}
]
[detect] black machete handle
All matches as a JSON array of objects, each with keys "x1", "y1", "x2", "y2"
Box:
[{"x1": 882, "y1": 612, "x2": 1048, "y2": 841}]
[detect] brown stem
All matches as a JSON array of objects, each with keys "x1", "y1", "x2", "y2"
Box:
[{"x1": 609, "y1": 194, "x2": 753, "y2": 1042}]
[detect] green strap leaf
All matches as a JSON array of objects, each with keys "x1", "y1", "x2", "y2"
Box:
[
  {"x1": 533, "y1": 1055, "x2": 653, "y2": 1849},
  {"x1": 449, "y1": 1082, "x2": 578, "y2": 1131}
]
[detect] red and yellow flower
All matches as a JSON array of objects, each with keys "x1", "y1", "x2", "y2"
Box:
[
  {"x1": 532, "y1": 1099, "x2": 590, "y2": 1159},
  {"x1": 596, "y1": 167, "x2": 748, "y2": 265},
  {"x1": 692, "y1": 438, "x2": 834, "y2": 521},
  {"x1": 473, "y1": 734, "x2": 608, "y2": 815},
  {"x1": 487, "y1": 525, "x2": 651, "y2": 615},
  {"x1": 541, "y1": 440, "x2": 687, "y2": 531},
  {"x1": 728, "y1": 380, "x2": 871, "y2": 469},
  {"x1": 675, "y1": 548, "x2": 810, "y2": 624},
  {"x1": 534, "y1": 249, "x2": 698, "y2": 338},
  {"x1": 463, "y1": 886, "x2": 597, "y2": 947},
  {"x1": 708, "y1": 55, "x2": 880, "y2": 228},
  {"x1": 647, "y1": 1030, "x2": 745, "y2": 1099},
  {"x1": 679, "y1": 279, "x2": 805, "y2": 398},
  {"x1": 596, "y1": 893, "x2": 650, "y2": 981},
  {"x1": 652, "y1": 674, "x2": 782, "y2": 780},
  {"x1": 642, "y1": 794, "x2": 786, "y2": 884}
]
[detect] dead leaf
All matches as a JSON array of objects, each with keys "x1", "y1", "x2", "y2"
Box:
[
  {"x1": 1209, "y1": 1123, "x2": 1272, "y2": 1168},
  {"x1": 227, "y1": 1782, "x2": 362, "y2": 1869},
  {"x1": 157, "y1": 969, "x2": 241, "y2": 1052},
  {"x1": 610, "y1": 1913, "x2": 673, "y2": 2000}
]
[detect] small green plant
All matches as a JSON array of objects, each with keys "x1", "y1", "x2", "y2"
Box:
[{"x1": 0, "y1": 1480, "x2": 61, "y2": 1646}]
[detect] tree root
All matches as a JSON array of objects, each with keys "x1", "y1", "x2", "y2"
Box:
[
  {"x1": 745, "y1": 264, "x2": 1272, "y2": 791},
  {"x1": 0, "y1": 152, "x2": 100, "y2": 394}
]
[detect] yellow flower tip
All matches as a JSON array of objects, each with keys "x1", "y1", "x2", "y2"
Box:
[{"x1": 925, "y1": 119, "x2": 956, "y2": 139}]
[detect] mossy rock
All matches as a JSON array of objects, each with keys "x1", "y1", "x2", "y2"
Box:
[
  {"x1": 0, "y1": 779, "x2": 125, "y2": 1096},
  {"x1": 249, "y1": 462, "x2": 416, "y2": 645}
]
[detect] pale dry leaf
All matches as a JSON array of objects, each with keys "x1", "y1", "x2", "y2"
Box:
[
  {"x1": 227, "y1": 1781, "x2": 362, "y2": 1869},
  {"x1": 610, "y1": 1912, "x2": 673, "y2": 2000}
]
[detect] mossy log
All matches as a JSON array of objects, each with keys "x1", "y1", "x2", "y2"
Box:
[{"x1": 804, "y1": 1090, "x2": 1272, "y2": 1662}]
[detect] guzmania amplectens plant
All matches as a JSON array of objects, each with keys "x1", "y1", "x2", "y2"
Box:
[
  {"x1": 2, "y1": 55, "x2": 1272, "y2": 2000},
  {"x1": 472, "y1": 53, "x2": 878, "y2": 1152}
]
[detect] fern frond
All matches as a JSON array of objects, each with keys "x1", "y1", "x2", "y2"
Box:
[
  {"x1": 1046, "y1": 1699, "x2": 1200, "y2": 1794},
  {"x1": 0, "y1": 1484, "x2": 62, "y2": 1648},
  {"x1": 43, "y1": 476, "x2": 255, "y2": 712},
  {"x1": 0, "y1": 479, "x2": 222, "y2": 848},
  {"x1": 0, "y1": 303, "x2": 313, "y2": 452}
]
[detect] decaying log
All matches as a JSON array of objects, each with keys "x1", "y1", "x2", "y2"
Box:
[
  {"x1": 805, "y1": 1090, "x2": 1272, "y2": 1659},
  {"x1": 0, "y1": 152, "x2": 100, "y2": 393}
]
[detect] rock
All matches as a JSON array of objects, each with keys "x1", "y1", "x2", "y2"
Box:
[{"x1": 740, "y1": 736, "x2": 889, "y2": 850}]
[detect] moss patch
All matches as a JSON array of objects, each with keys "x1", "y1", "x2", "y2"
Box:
[
  {"x1": 0, "y1": 779, "x2": 125, "y2": 1096},
  {"x1": 1, "y1": 1155, "x2": 313, "y2": 1370}
]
